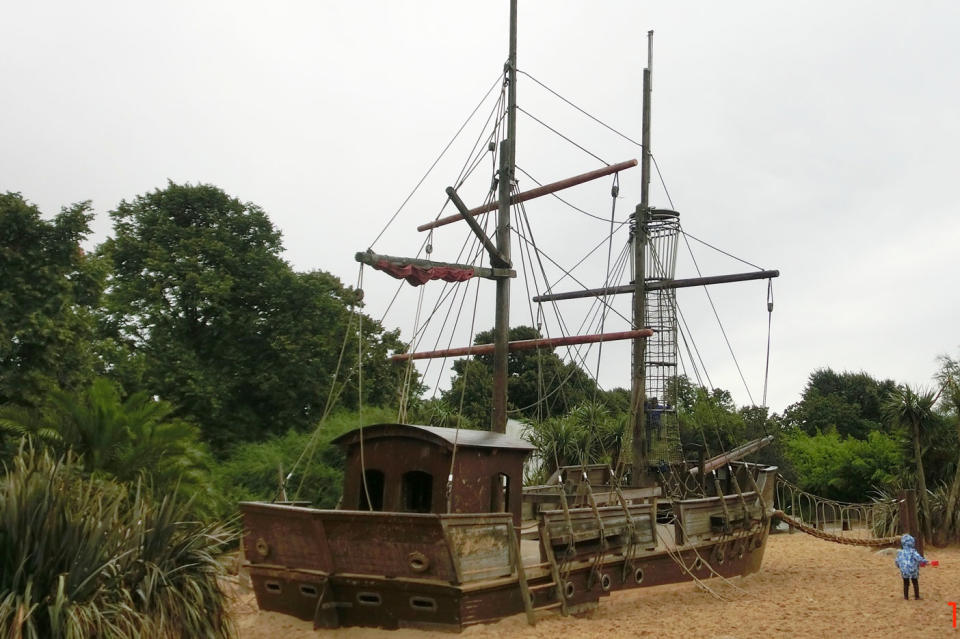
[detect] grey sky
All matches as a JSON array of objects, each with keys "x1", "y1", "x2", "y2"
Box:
[{"x1": 3, "y1": 1, "x2": 958, "y2": 415}]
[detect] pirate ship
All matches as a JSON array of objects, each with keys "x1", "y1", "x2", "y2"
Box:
[{"x1": 241, "y1": 2, "x2": 784, "y2": 630}]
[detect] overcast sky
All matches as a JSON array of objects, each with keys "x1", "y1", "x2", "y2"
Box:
[{"x1": 3, "y1": 1, "x2": 958, "y2": 415}]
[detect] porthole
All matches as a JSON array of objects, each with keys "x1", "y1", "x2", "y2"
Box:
[
  {"x1": 410, "y1": 596, "x2": 437, "y2": 612},
  {"x1": 694, "y1": 557, "x2": 704, "y2": 571},
  {"x1": 737, "y1": 541, "x2": 745, "y2": 559},
  {"x1": 600, "y1": 573, "x2": 612, "y2": 592},
  {"x1": 299, "y1": 584, "x2": 318, "y2": 598},
  {"x1": 564, "y1": 580, "x2": 575, "y2": 599},
  {"x1": 634, "y1": 568, "x2": 644, "y2": 584},
  {"x1": 357, "y1": 592, "x2": 382, "y2": 606},
  {"x1": 265, "y1": 581, "x2": 282, "y2": 594},
  {"x1": 255, "y1": 537, "x2": 270, "y2": 558},
  {"x1": 408, "y1": 551, "x2": 430, "y2": 573}
]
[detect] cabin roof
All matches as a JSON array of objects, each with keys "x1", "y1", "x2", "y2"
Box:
[{"x1": 331, "y1": 423, "x2": 535, "y2": 453}]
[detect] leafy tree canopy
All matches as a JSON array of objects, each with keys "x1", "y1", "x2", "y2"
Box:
[
  {"x1": 98, "y1": 182, "x2": 407, "y2": 448},
  {"x1": 785, "y1": 429, "x2": 904, "y2": 502},
  {"x1": 780, "y1": 368, "x2": 897, "y2": 439},
  {"x1": 441, "y1": 325, "x2": 623, "y2": 428},
  {"x1": 0, "y1": 193, "x2": 104, "y2": 407}
]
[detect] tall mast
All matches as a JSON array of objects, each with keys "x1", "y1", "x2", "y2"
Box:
[
  {"x1": 630, "y1": 30, "x2": 653, "y2": 486},
  {"x1": 491, "y1": 0, "x2": 518, "y2": 433}
]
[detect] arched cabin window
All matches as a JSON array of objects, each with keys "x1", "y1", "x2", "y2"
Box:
[
  {"x1": 490, "y1": 473, "x2": 509, "y2": 513},
  {"x1": 401, "y1": 471, "x2": 433, "y2": 513},
  {"x1": 358, "y1": 469, "x2": 384, "y2": 511}
]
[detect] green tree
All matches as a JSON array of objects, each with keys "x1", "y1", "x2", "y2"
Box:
[
  {"x1": 784, "y1": 429, "x2": 904, "y2": 502},
  {"x1": 442, "y1": 358, "x2": 494, "y2": 428},
  {"x1": 677, "y1": 385, "x2": 747, "y2": 454},
  {"x1": 442, "y1": 325, "x2": 601, "y2": 427},
  {"x1": 884, "y1": 385, "x2": 938, "y2": 543},
  {"x1": 99, "y1": 182, "x2": 406, "y2": 448},
  {"x1": 781, "y1": 369, "x2": 896, "y2": 439},
  {"x1": 738, "y1": 404, "x2": 794, "y2": 479},
  {"x1": 0, "y1": 193, "x2": 103, "y2": 407}
]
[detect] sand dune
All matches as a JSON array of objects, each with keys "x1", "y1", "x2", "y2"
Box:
[{"x1": 232, "y1": 532, "x2": 959, "y2": 638}]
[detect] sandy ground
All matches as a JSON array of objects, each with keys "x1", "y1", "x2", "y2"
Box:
[{"x1": 230, "y1": 533, "x2": 960, "y2": 638}]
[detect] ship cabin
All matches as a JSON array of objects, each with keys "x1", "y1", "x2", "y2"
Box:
[{"x1": 333, "y1": 423, "x2": 534, "y2": 526}]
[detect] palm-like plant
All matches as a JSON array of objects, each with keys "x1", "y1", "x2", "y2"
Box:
[
  {"x1": 0, "y1": 443, "x2": 235, "y2": 638},
  {"x1": 934, "y1": 366, "x2": 960, "y2": 540},
  {"x1": 523, "y1": 401, "x2": 624, "y2": 478},
  {"x1": 1, "y1": 378, "x2": 216, "y2": 514},
  {"x1": 884, "y1": 384, "x2": 937, "y2": 543}
]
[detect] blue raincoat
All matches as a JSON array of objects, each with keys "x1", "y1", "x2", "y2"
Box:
[{"x1": 894, "y1": 534, "x2": 928, "y2": 579}]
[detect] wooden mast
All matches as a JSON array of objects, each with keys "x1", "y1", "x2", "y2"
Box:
[
  {"x1": 630, "y1": 31, "x2": 654, "y2": 486},
  {"x1": 492, "y1": 0, "x2": 518, "y2": 433}
]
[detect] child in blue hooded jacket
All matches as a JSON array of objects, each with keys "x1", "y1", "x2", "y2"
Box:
[{"x1": 894, "y1": 533, "x2": 928, "y2": 600}]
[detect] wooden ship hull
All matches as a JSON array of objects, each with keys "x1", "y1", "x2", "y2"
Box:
[{"x1": 241, "y1": 448, "x2": 777, "y2": 631}]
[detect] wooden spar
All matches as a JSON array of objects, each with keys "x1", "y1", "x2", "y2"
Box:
[
  {"x1": 533, "y1": 269, "x2": 781, "y2": 303},
  {"x1": 355, "y1": 251, "x2": 516, "y2": 280},
  {"x1": 689, "y1": 435, "x2": 774, "y2": 476},
  {"x1": 417, "y1": 159, "x2": 638, "y2": 232},
  {"x1": 446, "y1": 187, "x2": 510, "y2": 267},
  {"x1": 391, "y1": 329, "x2": 654, "y2": 362}
]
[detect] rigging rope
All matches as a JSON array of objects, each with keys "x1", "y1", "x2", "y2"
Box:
[
  {"x1": 446, "y1": 269, "x2": 483, "y2": 510},
  {"x1": 511, "y1": 193, "x2": 634, "y2": 414},
  {"x1": 680, "y1": 232, "x2": 756, "y2": 406},
  {"x1": 517, "y1": 69, "x2": 644, "y2": 148},
  {"x1": 762, "y1": 279, "x2": 774, "y2": 409},
  {"x1": 594, "y1": 174, "x2": 620, "y2": 397},
  {"x1": 682, "y1": 230, "x2": 764, "y2": 271},
  {"x1": 516, "y1": 105, "x2": 608, "y2": 165},
  {"x1": 397, "y1": 283, "x2": 427, "y2": 422},
  {"x1": 368, "y1": 72, "x2": 504, "y2": 249},
  {"x1": 288, "y1": 265, "x2": 366, "y2": 502},
  {"x1": 356, "y1": 266, "x2": 374, "y2": 511}
]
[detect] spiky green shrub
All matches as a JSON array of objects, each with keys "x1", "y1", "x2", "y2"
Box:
[
  {"x1": 0, "y1": 443, "x2": 235, "y2": 638},
  {"x1": 522, "y1": 402, "x2": 626, "y2": 482}
]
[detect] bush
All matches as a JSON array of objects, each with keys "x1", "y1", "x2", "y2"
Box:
[
  {"x1": 212, "y1": 406, "x2": 397, "y2": 512},
  {"x1": 0, "y1": 443, "x2": 235, "y2": 638},
  {"x1": 0, "y1": 378, "x2": 219, "y2": 517},
  {"x1": 785, "y1": 429, "x2": 905, "y2": 502}
]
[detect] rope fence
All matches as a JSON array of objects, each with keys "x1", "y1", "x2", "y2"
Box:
[{"x1": 774, "y1": 476, "x2": 900, "y2": 543}]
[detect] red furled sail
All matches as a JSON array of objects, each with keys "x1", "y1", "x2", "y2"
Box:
[{"x1": 373, "y1": 259, "x2": 475, "y2": 286}]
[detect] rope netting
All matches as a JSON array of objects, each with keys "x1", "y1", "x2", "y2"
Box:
[{"x1": 774, "y1": 475, "x2": 900, "y2": 545}]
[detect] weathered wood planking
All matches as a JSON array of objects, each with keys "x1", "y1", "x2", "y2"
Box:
[
  {"x1": 540, "y1": 503, "x2": 656, "y2": 548},
  {"x1": 441, "y1": 514, "x2": 514, "y2": 583},
  {"x1": 676, "y1": 492, "x2": 763, "y2": 540}
]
